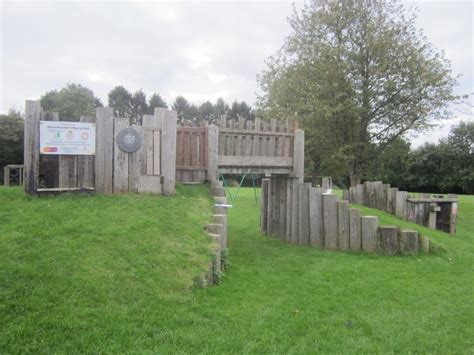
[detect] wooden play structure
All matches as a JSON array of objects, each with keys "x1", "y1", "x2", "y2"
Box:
[{"x1": 346, "y1": 181, "x2": 458, "y2": 234}]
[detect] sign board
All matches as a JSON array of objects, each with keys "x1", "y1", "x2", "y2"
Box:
[
  {"x1": 40, "y1": 121, "x2": 95, "y2": 155},
  {"x1": 116, "y1": 127, "x2": 142, "y2": 153}
]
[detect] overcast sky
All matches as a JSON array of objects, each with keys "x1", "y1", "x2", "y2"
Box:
[{"x1": 1, "y1": 0, "x2": 472, "y2": 147}]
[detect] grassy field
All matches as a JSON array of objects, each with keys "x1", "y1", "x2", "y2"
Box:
[{"x1": 1, "y1": 186, "x2": 473, "y2": 353}]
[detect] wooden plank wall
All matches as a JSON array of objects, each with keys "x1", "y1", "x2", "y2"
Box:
[
  {"x1": 346, "y1": 181, "x2": 458, "y2": 234},
  {"x1": 216, "y1": 116, "x2": 295, "y2": 158},
  {"x1": 176, "y1": 125, "x2": 208, "y2": 183},
  {"x1": 261, "y1": 178, "x2": 424, "y2": 255}
]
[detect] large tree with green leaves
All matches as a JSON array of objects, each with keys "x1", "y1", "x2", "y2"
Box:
[
  {"x1": 258, "y1": 0, "x2": 458, "y2": 185},
  {"x1": 0, "y1": 110, "x2": 24, "y2": 183},
  {"x1": 41, "y1": 83, "x2": 101, "y2": 121},
  {"x1": 148, "y1": 93, "x2": 168, "y2": 111},
  {"x1": 108, "y1": 86, "x2": 133, "y2": 119}
]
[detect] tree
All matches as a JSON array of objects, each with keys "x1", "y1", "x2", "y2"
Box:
[
  {"x1": 149, "y1": 93, "x2": 168, "y2": 111},
  {"x1": 172, "y1": 96, "x2": 194, "y2": 123},
  {"x1": 229, "y1": 101, "x2": 255, "y2": 120},
  {"x1": 0, "y1": 110, "x2": 24, "y2": 183},
  {"x1": 258, "y1": 0, "x2": 458, "y2": 185},
  {"x1": 199, "y1": 101, "x2": 215, "y2": 122},
  {"x1": 130, "y1": 89, "x2": 149, "y2": 125},
  {"x1": 40, "y1": 83, "x2": 100, "y2": 121},
  {"x1": 108, "y1": 86, "x2": 132, "y2": 118},
  {"x1": 214, "y1": 97, "x2": 229, "y2": 117}
]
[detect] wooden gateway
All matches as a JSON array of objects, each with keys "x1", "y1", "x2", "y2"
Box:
[{"x1": 23, "y1": 100, "x2": 177, "y2": 196}]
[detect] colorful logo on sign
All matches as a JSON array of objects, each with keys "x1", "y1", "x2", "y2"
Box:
[{"x1": 44, "y1": 147, "x2": 58, "y2": 153}]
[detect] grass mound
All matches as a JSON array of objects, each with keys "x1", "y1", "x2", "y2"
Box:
[{"x1": 0, "y1": 185, "x2": 213, "y2": 352}]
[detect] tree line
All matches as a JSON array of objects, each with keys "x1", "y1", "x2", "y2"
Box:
[{"x1": 39, "y1": 83, "x2": 255, "y2": 125}]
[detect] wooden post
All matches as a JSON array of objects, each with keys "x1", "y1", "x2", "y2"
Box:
[
  {"x1": 381, "y1": 184, "x2": 389, "y2": 212},
  {"x1": 261, "y1": 179, "x2": 269, "y2": 233},
  {"x1": 207, "y1": 125, "x2": 218, "y2": 181},
  {"x1": 323, "y1": 194, "x2": 338, "y2": 250},
  {"x1": 298, "y1": 183, "x2": 311, "y2": 244},
  {"x1": 292, "y1": 129, "x2": 304, "y2": 183},
  {"x1": 420, "y1": 235, "x2": 430, "y2": 254},
  {"x1": 309, "y1": 187, "x2": 324, "y2": 247},
  {"x1": 449, "y1": 201, "x2": 457, "y2": 235},
  {"x1": 285, "y1": 177, "x2": 293, "y2": 241},
  {"x1": 378, "y1": 225, "x2": 399, "y2": 255},
  {"x1": 361, "y1": 216, "x2": 378, "y2": 252},
  {"x1": 386, "y1": 187, "x2": 398, "y2": 214},
  {"x1": 95, "y1": 107, "x2": 114, "y2": 193},
  {"x1": 337, "y1": 200, "x2": 350, "y2": 251},
  {"x1": 128, "y1": 125, "x2": 144, "y2": 192},
  {"x1": 355, "y1": 184, "x2": 364, "y2": 204},
  {"x1": 24, "y1": 100, "x2": 42, "y2": 195},
  {"x1": 322, "y1": 177, "x2": 330, "y2": 192},
  {"x1": 113, "y1": 117, "x2": 129, "y2": 193},
  {"x1": 77, "y1": 116, "x2": 94, "y2": 188},
  {"x1": 349, "y1": 208, "x2": 361, "y2": 251},
  {"x1": 400, "y1": 229, "x2": 419, "y2": 255},
  {"x1": 214, "y1": 214, "x2": 227, "y2": 250},
  {"x1": 39, "y1": 112, "x2": 59, "y2": 188},
  {"x1": 3, "y1": 166, "x2": 9, "y2": 187},
  {"x1": 160, "y1": 108, "x2": 177, "y2": 196},
  {"x1": 278, "y1": 177, "x2": 287, "y2": 239},
  {"x1": 428, "y1": 203, "x2": 440, "y2": 229},
  {"x1": 395, "y1": 191, "x2": 408, "y2": 219},
  {"x1": 290, "y1": 179, "x2": 300, "y2": 244}
]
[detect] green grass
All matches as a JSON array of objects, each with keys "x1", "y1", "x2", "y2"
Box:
[{"x1": 1, "y1": 186, "x2": 473, "y2": 353}]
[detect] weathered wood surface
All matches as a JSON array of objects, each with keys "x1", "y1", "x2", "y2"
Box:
[
  {"x1": 278, "y1": 177, "x2": 288, "y2": 238},
  {"x1": 160, "y1": 108, "x2": 177, "y2": 195},
  {"x1": 207, "y1": 125, "x2": 218, "y2": 181},
  {"x1": 285, "y1": 178, "x2": 294, "y2": 241},
  {"x1": 349, "y1": 208, "x2": 361, "y2": 251},
  {"x1": 138, "y1": 175, "x2": 161, "y2": 194},
  {"x1": 128, "y1": 125, "x2": 144, "y2": 192},
  {"x1": 298, "y1": 183, "x2": 311, "y2": 245},
  {"x1": 361, "y1": 216, "x2": 378, "y2": 252},
  {"x1": 218, "y1": 156, "x2": 293, "y2": 168},
  {"x1": 95, "y1": 107, "x2": 114, "y2": 193},
  {"x1": 309, "y1": 187, "x2": 324, "y2": 247},
  {"x1": 395, "y1": 191, "x2": 408, "y2": 220},
  {"x1": 378, "y1": 225, "x2": 399, "y2": 255},
  {"x1": 113, "y1": 117, "x2": 129, "y2": 193},
  {"x1": 214, "y1": 214, "x2": 227, "y2": 250},
  {"x1": 293, "y1": 129, "x2": 304, "y2": 183},
  {"x1": 261, "y1": 179, "x2": 269, "y2": 233},
  {"x1": 59, "y1": 155, "x2": 77, "y2": 188},
  {"x1": 24, "y1": 100, "x2": 42, "y2": 195},
  {"x1": 400, "y1": 229, "x2": 419, "y2": 255},
  {"x1": 77, "y1": 115, "x2": 94, "y2": 188},
  {"x1": 38, "y1": 112, "x2": 59, "y2": 188},
  {"x1": 291, "y1": 179, "x2": 300, "y2": 244},
  {"x1": 323, "y1": 194, "x2": 338, "y2": 250},
  {"x1": 337, "y1": 200, "x2": 350, "y2": 251}
]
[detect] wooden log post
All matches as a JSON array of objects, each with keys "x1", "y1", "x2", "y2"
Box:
[
  {"x1": 386, "y1": 187, "x2": 398, "y2": 214},
  {"x1": 278, "y1": 177, "x2": 288, "y2": 239},
  {"x1": 290, "y1": 179, "x2": 300, "y2": 244},
  {"x1": 3, "y1": 166, "x2": 9, "y2": 187},
  {"x1": 323, "y1": 194, "x2": 338, "y2": 250},
  {"x1": 214, "y1": 214, "x2": 227, "y2": 250},
  {"x1": 309, "y1": 187, "x2": 324, "y2": 247},
  {"x1": 24, "y1": 100, "x2": 42, "y2": 195},
  {"x1": 395, "y1": 191, "x2": 408, "y2": 220},
  {"x1": 207, "y1": 124, "x2": 218, "y2": 181},
  {"x1": 292, "y1": 129, "x2": 304, "y2": 183},
  {"x1": 378, "y1": 225, "x2": 399, "y2": 255},
  {"x1": 355, "y1": 184, "x2": 364, "y2": 204},
  {"x1": 160, "y1": 108, "x2": 177, "y2": 196},
  {"x1": 381, "y1": 184, "x2": 389, "y2": 212},
  {"x1": 128, "y1": 125, "x2": 144, "y2": 192},
  {"x1": 77, "y1": 116, "x2": 95, "y2": 188},
  {"x1": 95, "y1": 107, "x2": 114, "y2": 193},
  {"x1": 322, "y1": 177, "x2": 330, "y2": 192},
  {"x1": 113, "y1": 117, "x2": 129, "y2": 193},
  {"x1": 298, "y1": 183, "x2": 311, "y2": 245},
  {"x1": 337, "y1": 200, "x2": 350, "y2": 251},
  {"x1": 420, "y1": 235, "x2": 430, "y2": 254},
  {"x1": 39, "y1": 111, "x2": 59, "y2": 189},
  {"x1": 261, "y1": 179, "x2": 269, "y2": 233},
  {"x1": 361, "y1": 216, "x2": 378, "y2": 252},
  {"x1": 285, "y1": 178, "x2": 294, "y2": 242},
  {"x1": 400, "y1": 229, "x2": 419, "y2": 255},
  {"x1": 349, "y1": 208, "x2": 361, "y2": 251}
]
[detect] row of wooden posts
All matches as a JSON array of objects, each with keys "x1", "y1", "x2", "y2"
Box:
[
  {"x1": 261, "y1": 178, "x2": 428, "y2": 255},
  {"x1": 345, "y1": 181, "x2": 458, "y2": 234}
]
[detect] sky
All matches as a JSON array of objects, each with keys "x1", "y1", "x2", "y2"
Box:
[{"x1": 1, "y1": 0, "x2": 472, "y2": 148}]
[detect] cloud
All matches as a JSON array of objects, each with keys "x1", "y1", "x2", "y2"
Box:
[{"x1": 0, "y1": 0, "x2": 472, "y2": 147}]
